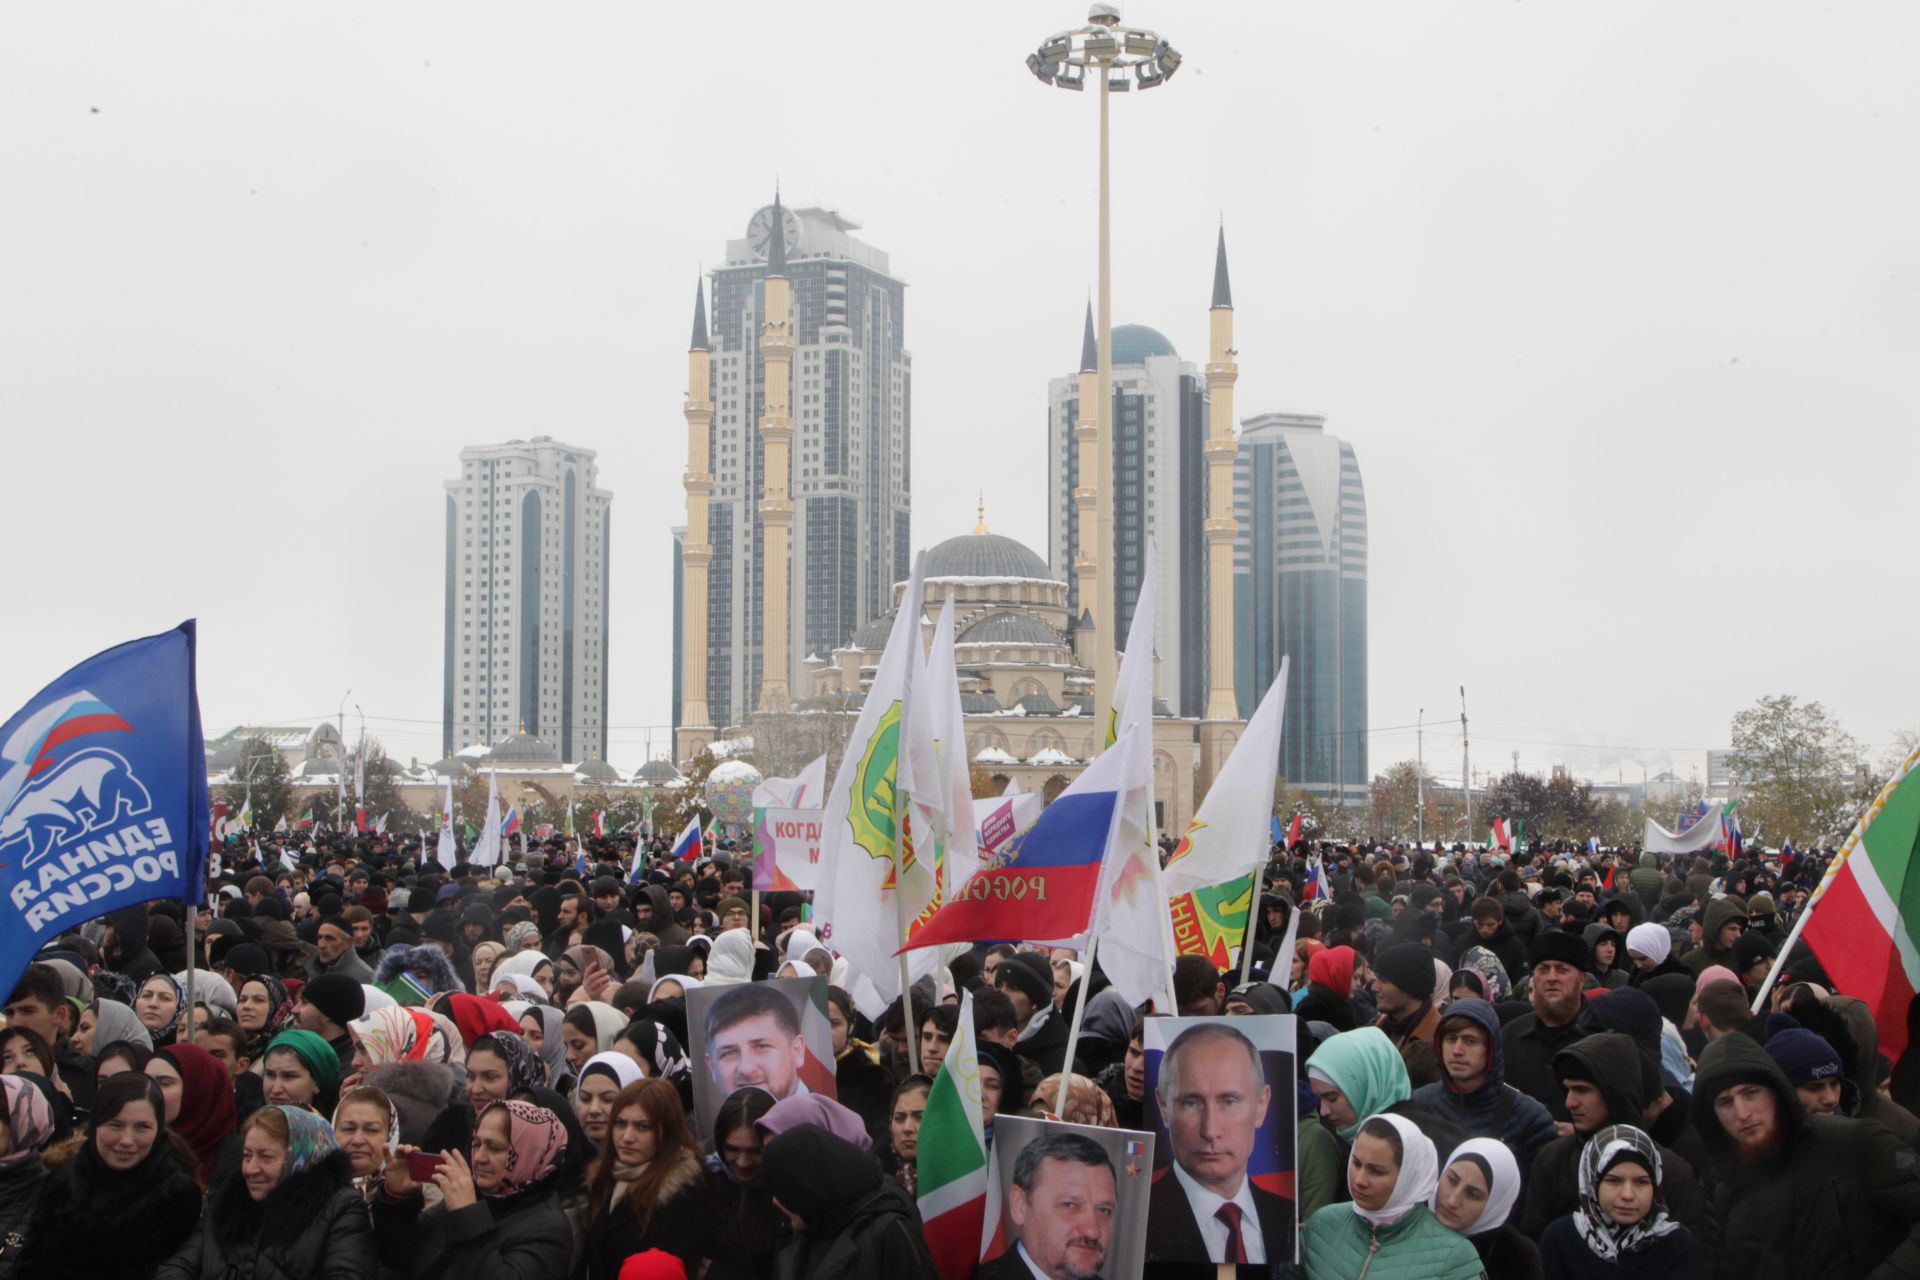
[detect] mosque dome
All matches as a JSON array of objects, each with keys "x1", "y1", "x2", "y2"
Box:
[
  {"x1": 924, "y1": 532, "x2": 1055, "y2": 582},
  {"x1": 573, "y1": 758, "x2": 622, "y2": 783},
  {"x1": 958, "y1": 611, "x2": 1063, "y2": 648},
  {"x1": 1111, "y1": 323, "x2": 1177, "y2": 364},
  {"x1": 485, "y1": 728, "x2": 561, "y2": 765}
]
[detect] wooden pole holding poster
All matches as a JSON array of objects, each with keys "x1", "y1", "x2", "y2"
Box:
[{"x1": 1053, "y1": 937, "x2": 1098, "y2": 1116}]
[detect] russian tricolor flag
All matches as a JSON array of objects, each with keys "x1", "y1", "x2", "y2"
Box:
[
  {"x1": 500, "y1": 807, "x2": 520, "y2": 838},
  {"x1": 671, "y1": 816, "x2": 703, "y2": 863},
  {"x1": 904, "y1": 735, "x2": 1130, "y2": 950},
  {"x1": 1300, "y1": 853, "x2": 1325, "y2": 904}
]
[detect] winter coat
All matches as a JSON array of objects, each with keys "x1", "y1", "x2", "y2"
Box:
[
  {"x1": 1471, "y1": 1224, "x2": 1543, "y2": 1280},
  {"x1": 370, "y1": 1175, "x2": 574, "y2": 1280},
  {"x1": 0, "y1": 1159, "x2": 47, "y2": 1280},
  {"x1": 583, "y1": 1150, "x2": 707, "y2": 1280},
  {"x1": 156, "y1": 1150, "x2": 376, "y2": 1280},
  {"x1": 832, "y1": 1042, "x2": 897, "y2": 1142},
  {"x1": 1296, "y1": 1112, "x2": 1344, "y2": 1222},
  {"x1": 1826, "y1": 995, "x2": 1920, "y2": 1149},
  {"x1": 15, "y1": 1137, "x2": 202, "y2": 1280},
  {"x1": 702, "y1": 1160, "x2": 785, "y2": 1280},
  {"x1": 1377, "y1": 1003, "x2": 1443, "y2": 1089},
  {"x1": 1411, "y1": 999, "x2": 1560, "y2": 1192},
  {"x1": 1678, "y1": 900, "x2": 1745, "y2": 976},
  {"x1": 362, "y1": 1060, "x2": 466, "y2": 1147},
  {"x1": 1630, "y1": 856, "x2": 1666, "y2": 908},
  {"x1": 304, "y1": 948, "x2": 373, "y2": 985},
  {"x1": 1689, "y1": 1032, "x2": 1920, "y2": 1280},
  {"x1": 1475, "y1": 921, "x2": 1531, "y2": 988},
  {"x1": 1298, "y1": 1202, "x2": 1484, "y2": 1280},
  {"x1": 1537, "y1": 1215, "x2": 1697, "y2": 1280},
  {"x1": 765, "y1": 1127, "x2": 937, "y2": 1280},
  {"x1": 1519, "y1": 1033, "x2": 1703, "y2": 1239},
  {"x1": 1502, "y1": 1006, "x2": 1586, "y2": 1121}
]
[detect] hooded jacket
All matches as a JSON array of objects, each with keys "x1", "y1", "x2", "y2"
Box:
[
  {"x1": 1630, "y1": 853, "x2": 1666, "y2": 906},
  {"x1": 638, "y1": 886, "x2": 689, "y2": 946},
  {"x1": 1518, "y1": 1032, "x2": 1703, "y2": 1238},
  {"x1": 1679, "y1": 899, "x2": 1747, "y2": 975},
  {"x1": 1410, "y1": 999, "x2": 1559, "y2": 1187},
  {"x1": 764, "y1": 1126, "x2": 938, "y2": 1280},
  {"x1": 1826, "y1": 995, "x2": 1920, "y2": 1148},
  {"x1": 1689, "y1": 1031, "x2": 1920, "y2": 1280}
]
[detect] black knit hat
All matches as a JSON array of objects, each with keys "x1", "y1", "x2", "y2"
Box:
[
  {"x1": 997, "y1": 953, "x2": 1052, "y2": 1011},
  {"x1": 1529, "y1": 927, "x2": 1589, "y2": 971},
  {"x1": 302, "y1": 972, "x2": 365, "y2": 1027},
  {"x1": 1374, "y1": 943, "x2": 1438, "y2": 1001}
]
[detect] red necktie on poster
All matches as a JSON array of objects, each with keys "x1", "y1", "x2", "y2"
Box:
[{"x1": 1215, "y1": 1203, "x2": 1248, "y2": 1264}]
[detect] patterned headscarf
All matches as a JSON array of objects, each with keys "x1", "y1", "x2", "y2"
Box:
[
  {"x1": 502, "y1": 923, "x2": 544, "y2": 955},
  {"x1": 1574, "y1": 1125, "x2": 1682, "y2": 1260},
  {"x1": 138, "y1": 974, "x2": 187, "y2": 1043},
  {"x1": 421, "y1": 1010, "x2": 465, "y2": 1065},
  {"x1": 271, "y1": 1104, "x2": 341, "y2": 1181},
  {"x1": 0, "y1": 1075, "x2": 55, "y2": 1166},
  {"x1": 1032, "y1": 1073, "x2": 1118, "y2": 1128},
  {"x1": 620, "y1": 1021, "x2": 694, "y2": 1094},
  {"x1": 349, "y1": 1007, "x2": 435, "y2": 1066},
  {"x1": 237, "y1": 975, "x2": 297, "y2": 1058},
  {"x1": 472, "y1": 1031, "x2": 549, "y2": 1095},
  {"x1": 478, "y1": 1100, "x2": 567, "y2": 1196},
  {"x1": 1457, "y1": 946, "x2": 1513, "y2": 1002}
]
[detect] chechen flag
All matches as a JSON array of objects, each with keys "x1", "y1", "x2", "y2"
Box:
[
  {"x1": 902, "y1": 725, "x2": 1134, "y2": 951},
  {"x1": 1800, "y1": 744, "x2": 1920, "y2": 1060},
  {"x1": 917, "y1": 990, "x2": 992, "y2": 1280},
  {"x1": 592, "y1": 810, "x2": 606, "y2": 838},
  {"x1": 1490, "y1": 816, "x2": 1516, "y2": 852}
]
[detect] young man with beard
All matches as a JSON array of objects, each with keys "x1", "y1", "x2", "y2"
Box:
[
  {"x1": 1691, "y1": 1032, "x2": 1920, "y2": 1277},
  {"x1": 1500, "y1": 930, "x2": 1590, "y2": 1120}
]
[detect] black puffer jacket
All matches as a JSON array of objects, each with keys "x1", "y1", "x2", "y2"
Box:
[
  {"x1": 582, "y1": 1150, "x2": 707, "y2": 1280},
  {"x1": 370, "y1": 1173, "x2": 573, "y2": 1280},
  {"x1": 1690, "y1": 1032, "x2": 1920, "y2": 1280},
  {"x1": 157, "y1": 1149, "x2": 374, "y2": 1280},
  {"x1": 15, "y1": 1138, "x2": 202, "y2": 1280},
  {"x1": 0, "y1": 1159, "x2": 47, "y2": 1280},
  {"x1": 764, "y1": 1126, "x2": 938, "y2": 1280}
]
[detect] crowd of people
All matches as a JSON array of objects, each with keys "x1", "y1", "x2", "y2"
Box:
[{"x1": 0, "y1": 825, "x2": 1915, "y2": 1280}]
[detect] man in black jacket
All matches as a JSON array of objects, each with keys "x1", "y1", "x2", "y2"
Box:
[
  {"x1": 1691, "y1": 1032, "x2": 1920, "y2": 1280},
  {"x1": 1501, "y1": 928, "x2": 1589, "y2": 1120}
]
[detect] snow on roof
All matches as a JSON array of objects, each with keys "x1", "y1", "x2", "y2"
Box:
[
  {"x1": 1027, "y1": 747, "x2": 1076, "y2": 766},
  {"x1": 707, "y1": 736, "x2": 755, "y2": 760},
  {"x1": 973, "y1": 747, "x2": 1017, "y2": 764},
  {"x1": 456, "y1": 742, "x2": 491, "y2": 758}
]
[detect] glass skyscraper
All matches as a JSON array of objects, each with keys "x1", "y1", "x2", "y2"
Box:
[{"x1": 1233, "y1": 412, "x2": 1368, "y2": 803}]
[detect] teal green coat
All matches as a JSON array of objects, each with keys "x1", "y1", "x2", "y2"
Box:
[{"x1": 1298, "y1": 1202, "x2": 1485, "y2": 1280}]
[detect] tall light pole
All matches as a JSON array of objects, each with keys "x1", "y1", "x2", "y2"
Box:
[
  {"x1": 1029, "y1": 6, "x2": 1180, "y2": 739},
  {"x1": 1416, "y1": 708, "x2": 1425, "y2": 845}
]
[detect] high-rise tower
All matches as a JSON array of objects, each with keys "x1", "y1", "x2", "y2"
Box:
[
  {"x1": 676, "y1": 197, "x2": 911, "y2": 745},
  {"x1": 444, "y1": 438, "x2": 612, "y2": 761},
  {"x1": 1234, "y1": 412, "x2": 1369, "y2": 804}
]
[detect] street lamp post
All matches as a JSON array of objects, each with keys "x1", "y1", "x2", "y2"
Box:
[{"x1": 1029, "y1": 5, "x2": 1180, "y2": 743}]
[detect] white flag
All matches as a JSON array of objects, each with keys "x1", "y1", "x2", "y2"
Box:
[
  {"x1": 755, "y1": 755, "x2": 827, "y2": 810},
  {"x1": 1092, "y1": 535, "x2": 1175, "y2": 1009},
  {"x1": 908, "y1": 594, "x2": 982, "y2": 911},
  {"x1": 471, "y1": 768, "x2": 503, "y2": 867},
  {"x1": 816, "y1": 553, "x2": 933, "y2": 1016},
  {"x1": 436, "y1": 777, "x2": 457, "y2": 871}
]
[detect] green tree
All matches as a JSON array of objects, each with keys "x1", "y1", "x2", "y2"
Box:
[
  {"x1": 217, "y1": 738, "x2": 293, "y2": 831},
  {"x1": 1728, "y1": 695, "x2": 1868, "y2": 845}
]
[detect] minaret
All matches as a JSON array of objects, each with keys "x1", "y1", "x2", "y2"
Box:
[
  {"x1": 1072, "y1": 300, "x2": 1100, "y2": 670},
  {"x1": 1201, "y1": 229, "x2": 1242, "y2": 770},
  {"x1": 679, "y1": 278, "x2": 716, "y2": 746},
  {"x1": 756, "y1": 190, "x2": 796, "y2": 712}
]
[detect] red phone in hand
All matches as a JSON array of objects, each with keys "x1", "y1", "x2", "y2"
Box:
[{"x1": 406, "y1": 1152, "x2": 446, "y2": 1182}]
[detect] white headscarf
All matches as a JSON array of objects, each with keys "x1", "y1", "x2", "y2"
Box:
[
  {"x1": 1626, "y1": 922, "x2": 1671, "y2": 966},
  {"x1": 579, "y1": 1050, "x2": 645, "y2": 1092},
  {"x1": 495, "y1": 951, "x2": 554, "y2": 982},
  {"x1": 648, "y1": 974, "x2": 702, "y2": 1002},
  {"x1": 1432, "y1": 1137, "x2": 1522, "y2": 1236},
  {"x1": 1350, "y1": 1112, "x2": 1439, "y2": 1228},
  {"x1": 705, "y1": 928, "x2": 755, "y2": 986}
]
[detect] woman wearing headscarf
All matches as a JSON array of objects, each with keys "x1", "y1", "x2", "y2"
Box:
[
  {"x1": 259, "y1": 1029, "x2": 342, "y2": 1115},
  {"x1": 146, "y1": 1044, "x2": 238, "y2": 1188},
  {"x1": 1300, "y1": 1112, "x2": 1484, "y2": 1280},
  {"x1": 1432, "y1": 1137, "x2": 1542, "y2": 1280},
  {"x1": 703, "y1": 929, "x2": 755, "y2": 987},
  {"x1": 374, "y1": 1100, "x2": 575, "y2": 1280},
  {"x1": 431, "y1": 993, "x2": 522, "y2": 1050},
  {"x1": 469, "y1": 941, "x2": 508, "y2": 996},
  {"x1": 493, "y1": 951, "x2": 555, "y2": 1001},
  {"x1": 91, "y1": 1041, "x2": 154, "y2": 1093},
  {"x1": 756, "y1": 1093, "x2": 874, "y2": 1150},
  {"x1": 422, "y1": 1028, "x2": 546, "y2": 1161},
  {"x1": 346, "y1": 1006, "x2": 440, "y2": 1078},
  {"x1": 1456, "y1": 945, "x2": 1515, "y2": 1004},
  {"x1": 175, "y1": 969, "x2": 238, "y2": 1028},
  {"x1": 651, "y1": 944, "x2": 703, "y2": 983},
  {"x1": 1306, "y1": 1027, "x2": 1413, "y2": 1154},
  {"x1": 1627, "y1": 923, "x2": 1690, "y2": 987},
  {"x1": 558, "y1": 946, "x2": 615, "y2": 1005},
  {"x1": 704, "y1": 1088, "x2": 780, "y2": 1280},
  {"x1": 517, "y1": 1006, "x2": 573, "y2": 1097},
  {"x1": 330, "y1": 1085, "x2": 399, "y2": 1198},
  {"x1": 1028, "y1": 1073, "x2": 1117, "y2": 1128},
  {"x1": 575, "y1": 1052, "x2": 645, "y2": 1154},
  {"x1": 1538, "y1": 1124, "x2": 1696, "y2": 1279},
  {"x1": 581, "y1": 1078, "x2": 706, "y2": 1278},
  {"x1": 613, "y1": 1021, "x2": 696, "y2": 1113},
  {"x1": 89, "y1": 999, "x2": 152, "y2": 1055},
  {"x1": 133, "y1": 975, "x2": 187, "y2": 1047},
  {"x1": 15, "y1": 1074, "x2": 202, "y2": 1280},
  {"x1": 762, "y1": 1125, "x2": 939, "y2": 1280},
  {"x1": 233, "y1": 976, "x2": 295, "y2": 1071},
  {"x1": 1074, "y1": 988, "x2": 1136, "y2": 1074},
  {"x1": 0, "y1": 1075, "x2": 55, "y2": 1279},
  {"x1": 878, "y1": 1076, "x2": 930, "y2": 1195},
  {"x1": 562, "y1": 1003, "x2": 630, "y2": 1077},
  {"x1": 156, "y1": 1104, "x2": 375, "y2": 1280},
  {"x1": 1294, "y1": 944, "x2": 1360, "y2": 1030}
]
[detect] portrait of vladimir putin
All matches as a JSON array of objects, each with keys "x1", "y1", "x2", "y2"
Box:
[{"x1": 1144, "y1": 1021, "x2": 1291, "y2": 1265}]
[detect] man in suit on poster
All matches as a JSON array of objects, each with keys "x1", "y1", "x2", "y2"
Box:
[
  {"x1": 1145, "y1": 1021, "x2": 1292, "y2": 1265},
  {"x1": 979, "y1": 1130, "x2": 1119, "y2": 1280}
]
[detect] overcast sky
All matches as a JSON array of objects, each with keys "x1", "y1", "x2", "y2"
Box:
[{"x1": 4, "y1": 3, "x2": 1916, "y2": 792}]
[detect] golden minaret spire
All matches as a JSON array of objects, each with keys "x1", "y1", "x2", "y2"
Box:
[
  {"x1": 756, "y1": 191, "x2": 796, "y2": 712},
  {"x1": 680, "y1": 276, "x2": 715, "y2": 734}
]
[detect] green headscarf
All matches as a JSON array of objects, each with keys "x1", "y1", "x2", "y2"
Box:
[
  {"x1": 1306, "y1": 1026, "x2": 1411, "y2": 1140},
  {"x1": 265, "y1": 1028, "x2": 342, "y2": 1096}
]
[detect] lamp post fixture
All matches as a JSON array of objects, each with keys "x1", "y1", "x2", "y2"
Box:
[{"x1": 1028, "y1": 5, "x2": 1180, "y2": 741}]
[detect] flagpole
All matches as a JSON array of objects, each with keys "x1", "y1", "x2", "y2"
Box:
[
  {"x1": 897, "y1": 879, "x2": 921, "y2": 1077},
  {"x1": 1236, "y1": 879, "x2": 1260, "y2": 987},
  {"x1": 1054, "y1": 936, "x2": 1098, "y2": 1116},
  {"x1": 1748, "y1": 838, "x2": 1851, "y2": 1014},
  {"x1": 183, "y1": 894, "x2": 197, "y2": 1030}
]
